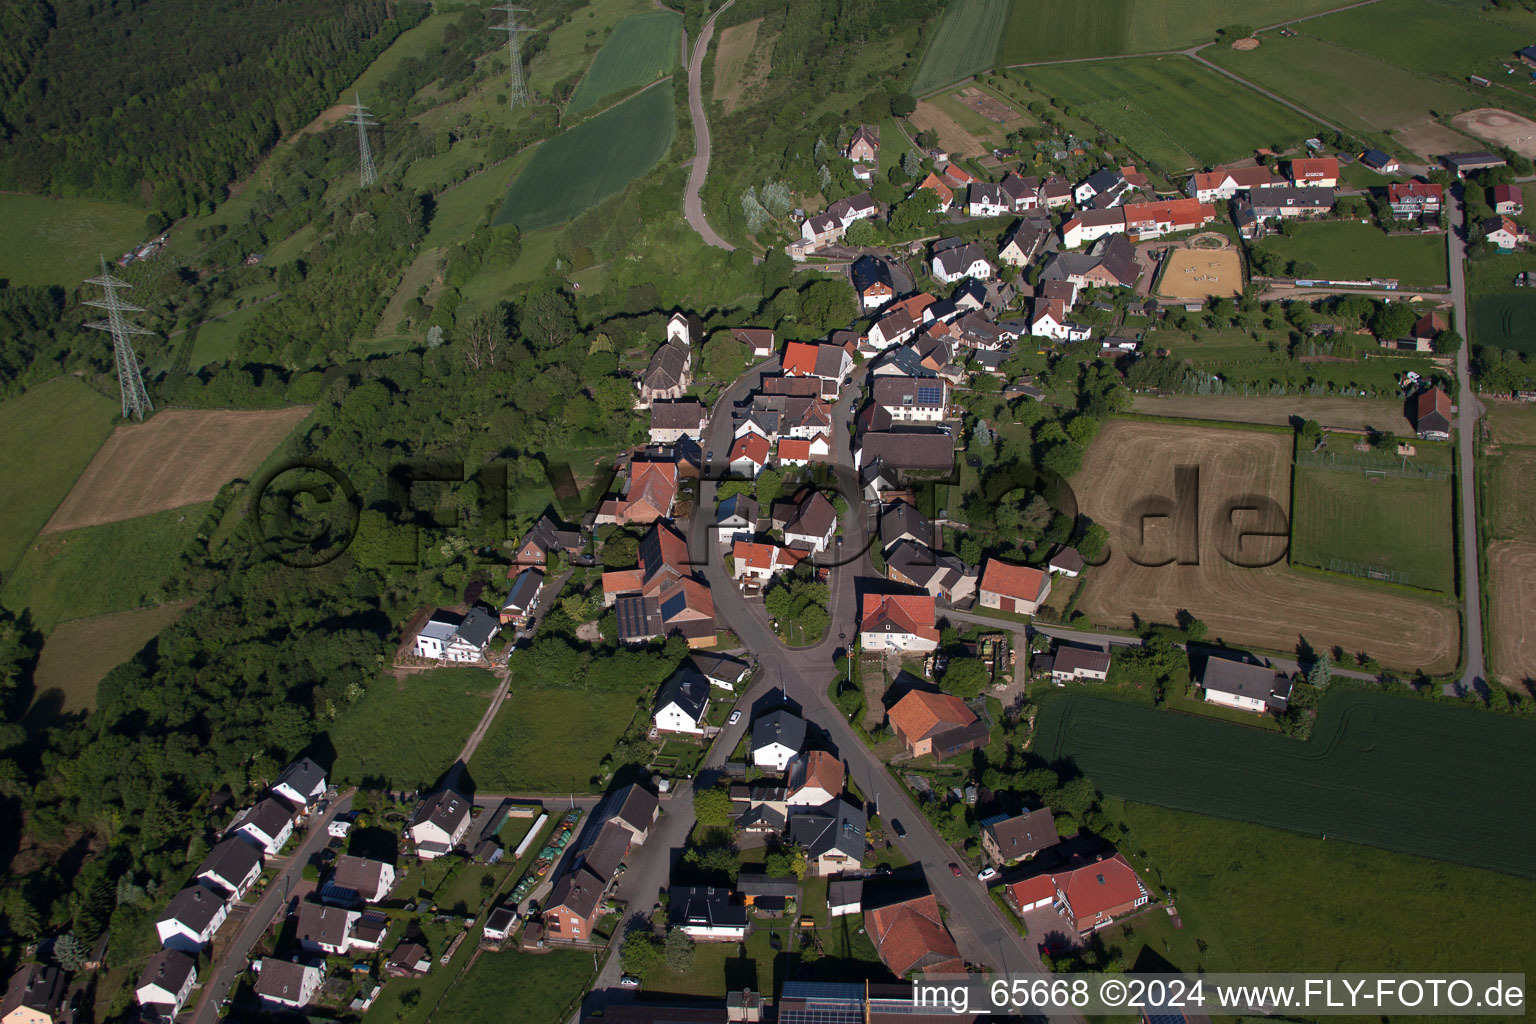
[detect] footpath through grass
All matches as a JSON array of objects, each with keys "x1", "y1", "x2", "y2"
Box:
[
  {"x1": 566, "y1": 11, "x2": 681, "y2": 115},
  {"x1": 1032, "y1": 688, "x2": 1536, "y2": 876},
  {"x1": 468, "y1": 673, "x2": 639, "y2": 794},
  {"x1": 495, "y1": 83, "x2": 675, "y2": 232},
  {"x1": 0, "y1": 378, "x2": 118, "y2": 573},
  {"x1": 330, "y1": 667, "x2": 500, "y2": 789}
]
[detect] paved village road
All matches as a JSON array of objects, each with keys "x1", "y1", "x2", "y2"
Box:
[
  {"x1": 683, "y1": 0, "x2": 737, "y2": 251},
  {"x1": 1447, "y1": 193, "x2": 1486, "y2": 690},
  {"x1": 189, "y1": 793, "x2": 353, "y2": 1024}
]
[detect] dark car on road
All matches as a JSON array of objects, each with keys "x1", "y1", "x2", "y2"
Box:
[{"x1": 891, "y1": 819, "x2": 907, "y2": 838}]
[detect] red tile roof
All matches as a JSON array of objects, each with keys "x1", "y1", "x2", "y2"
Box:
[
  {"x1": 980, "y1": 559, "x2": 1048, "y2": 602},
  {"x1": 859, "y1": 593, "x2": 939, "y2": 642},
  {"x1": 1289, "y1": 156, "x2": 1338, "y2": 182},
  {"x1": 1055, "y1": 854, "x2": 1148, "y2": 926},
  {"x1": 1006, "y1": 874, "x2": 1057, "y2": 909},
  {"x1": 887, "y1": 689, "x2": 978, "y2": 743},
  {"x1": 728, "y1": 433, "x2": 771, "y2": 467},
  {"x1": 865, "y1": 893, "x2": 963, "y2": 977},
  {"x1": 782, "y1": 341, "x2": 820, "y2": 376},
  {"x1": 1388, "y1": 182, "x2": 1442, "y2": 203}
]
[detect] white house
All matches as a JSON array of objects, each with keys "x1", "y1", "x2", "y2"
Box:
[
  {"x1": 193, "y1": 838, "x2": 263, "y2": 901},
  {"x1": 872, "y1": 376, "x2": 948, "y2": 422},
  {"x1": 775, "y1": 433, "x2": 831, "y2": 467},
  {"x1": 1059, "y1": 209, "x2": 1127, "y2": 249},
  {"x1": 272, "y1": 757, "x2": 327, "y2": 811},
  {"x1": 827, "y1": 877, "x2": 862, "y2": 917},
  {"x1": 324, "y1": 855, "x2": 397, "y2": 905},
  {"x1": 230, "y1": 798, "x2": 294, "y2": 857},
  {"x1": 156, "y1": 886, "x2": 230, "y2": 953},
  {"x1": 254, "y1": 959, "x2": 324, "y2": 1012},
  {"x1": 731, "y1": 540, "x2": 805, "y2": 584},
  {"x1": 296, "y1": 903, "x2": 362, "y2": 956},
  {"x1": 715, "y1": 494, "x2": 759, "y2": 544},
  {"x1": 858, "y1": 594, "x2": 940, "y2": 652},
  {"x1": 670, "y1": 886, "x2": 749, "y2": 941},
  {"x1": 751, "y1": 709, "x2": 806, "y2": 772},
  {"x1": 1030, "y1": 300, "x2": 1091, "y2": 342},
  {"x1": 1201, "y1": 656, "x2": 1292, "y2": 713},
  {"x1": 483, "y1": 907, "x2": 519, "y2": 943},
  {"x1": 968, "y1": 182, "x2": 1010, "y2": 218},
  {"x1": 782, "y1": 491, "x2": 837, "y2": 554},
  {"x1": 1048, "y1": 547, "x2": 1084, "y2": 578},
  {"x1": 867, "y1": 310, "x2": 918, "y2": 350},
  {"x1": 1048, "y1": 645, "x2": 1112, "y2": 683},
  {"x1": 932, "y1": 243, "x2": 993, "y2": 285},
  {"x1": 408, "y1": 789, "x2": 472, "y2": 860},
  {"x1": 136, "y1": 950, "x2": 197, "y2": 1021},
  {"x1": 654, "y1": 664, "x2": 710, "y2": 734},
  {"x1": 978, "y1": 559, "x2": 1052, "y2": 615},
  {"x1": 785, "y1": 750, "x2": 843, "y2": 809},
  {"x1": 413, "y1": 607, "x2": 500, "y2": 662}
]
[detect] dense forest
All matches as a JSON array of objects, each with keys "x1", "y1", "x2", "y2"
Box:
[{"x1": 0, "y1": 0, "x2": 427, "y2": 217}]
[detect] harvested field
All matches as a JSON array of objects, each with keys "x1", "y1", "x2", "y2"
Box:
[
  {"x1": 1073, "y1": 421, "x2": 1459, "y2": 672},
  {"x1": 712, "y1": 17, "x2": 769, "y2": 114},
  {"x1": 1488, "y1": 540, "x2": 1536, "y2": 686},
  {"x1": 33, "y1": 602, "x2": 193, "y2": 713},
  {"x1": 45, "y1": 407, "x2": 311, "y2": 532},
  {"x1": 1034, "y1": 689, "x2": 1536, "y2": 876},
  {"x1": 1452, "y1": 108, "x2": 1536, "y2": 159},
  {"x1": 1485, "y1": 399, "x2": 1536, "y2": 445},
  {"x1": 1131, "y1": 394, "x2": 1414, "y2": 435},
  {"x1": 1157, "y1": 248, "x2": 1242, "y2": 299},
  {"x1": 955, "y1": 86, "x2": 1021, "y2": 125},
  {"x1": 910, "y1": 101, "x2": 986, "y2": 158}
]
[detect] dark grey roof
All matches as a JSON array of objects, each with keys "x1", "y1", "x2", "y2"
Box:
[
  {"x1": 716, "y1": 493, "x2": 759, "y2": 527},
  {"x1": 859, "y1": 431, "x2": 955, "y2": 472},
  {"x1": 1201, "y1": 655, "x2": 1291, "y2": 710},
  {"x1": 689, "y1": 652, "x2": 750, "y2": 685},
  {"x1": 547, "y1": 865, "x2": 607, "y2": 919},
  {"x1": 669, "y1": 885, "x2": 748, "y2": 930},
  {"x1": 455, "y1": 606, "x2": 500, "y2": 648},
  {"x1": 932, "y1": 236, "x2": 965, "y2": 253},
  {"x1": 736, "y1": 873, "x2": 800, "y2": 898},
  {"x1": 880, "y1": 501, "x2": 933, "y2": 550},
  {"x1": 787, "y1": 798, "x2": 866, "y2": 861},
  {"x1": 969, "y1": 182, "x2": 1007, "y2": 206},
  {"x1": 331, "y1": 855, "x2": 391, "y2": 896},
  {"x1": 137, "y1": 949, "x2": 196, "y2": 999},
  {"x1": 504, "y1": 568, "x2": 542, "y2": 612},
  {"x1": 296, "y1": 902, "x2": 353, "y2": 949},
  {"x1": 4, "y1": 964, "x2": 63, "y2": 1018},
  {"x1": 1082, "y1": 167, "x2": 1123, "y2": 195},
  {"x1": 656, "y1": 665, "x2": 711, "y2": 721},
  {"x1": 1251, "y1": 185, "x2": 1334, "y2": 212},
  {"x1": 521, "y1": 515, "x2": 581, "y2": 555},
  {"x1": 255, "y1": 959, "x2": 318, "y2": 1004},
  {"x1": 615, "y1": 593, "x2": 662, "y2": 641},
  {"x1": 752, "y1": 709, "x2": 806, "y2": 754},
  {"x1": 935, "y1": 242, "x2": 987, "y2": 278},
  {"x1": 610, "y1": 783, "x2": 660, "y2": 833},
  {"x1": 851, "y1": 255, "x2": 892, "y2": 293},
  {"x1": 885, "y1": 540, "x2": 964, "y2": 591},
  {"x1": 872, "y1": 346, "x2": 936, "y2": 379},
  {"x1": 579, "y1": 819, "x2": 632, "y2": 880},
  {"x1": 872, "y1": 308, "x2": 916, "y2": 342},
  {"x1": 643, "y1": 339, "x2": 689, "y2": 390},
  {"x1": 872, "y1": 376, "x2": 946, "y2": 411},
  {"x1": 160, "y1": 886, "x2": 225, "y2": 932},
  {"x1": 984, "y1": 807, "x2": 1060, "y2": 857},
  {"x1": 235, "y1": 798, "x2": 293, "y2": 841},
  {"x1": 1050, "y1": 546, "x2": 1085, "y2": 572},
  {"x1": 273, "y1": 757, "x2": 326, "y2": 803},
  {"x1": 411, "y1": 789, "x2": 470, "y2": 834},
  {"x1": 813, "y1": 344, "x2": 848, "y2": 379},
  {"x1": 1052, "y1": 644, "x2": 1112, "y2": 676},
  {"x1": 827, "y1": 877, "x2": 863, "y2": 907},
  {"x1": 195, "y1": 838, "x2": 262, "y2": 890},
  {"x1": 737, "y1": 802, "x2": 787, "y2": 831},
  {"x1": 649, "y1": 399, "x2": 707, "y2": 430},
  {"x1": 785, "y1": 491, "x2": 837, "y2": 539}
]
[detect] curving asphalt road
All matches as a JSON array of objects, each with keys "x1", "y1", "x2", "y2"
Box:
[{"x1": 682, "y1": 0, "x2": 737, "y2": 251}]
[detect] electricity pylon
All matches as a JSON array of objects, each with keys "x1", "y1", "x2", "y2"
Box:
[
  {"x1": 490, "y1": 5, "x2": 531, "y2": 109},
  {"x1": 83, "y1": 257, "x2": 155, "y2": 420},
  {"x1": 345, "y1": 93, "x2": 379, "y2": 187}
]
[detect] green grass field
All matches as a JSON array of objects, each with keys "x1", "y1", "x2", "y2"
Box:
[
  {"x1": 1250, "y1": 221, "x2": 1448, "y2": 287},
  {"x1": 1110, "y1": 800, "x2": 1536, "y2": 975},
  {"x1": 341, "y1": 12, "x2": 454, "y2": 101},
  {"x1": 468, "y1": 673, "x2": 638, "y2": 793},
  {"x1": 0, "y1": 194, "x2": 150, "y2": 288},
  {"x1": 1472, "y1": 292, "x2": 1536, "y2": 354},
  {"x1": 1033, "y1": 689, "x2": 1536, "y2": 876},
  {"x1": 566, "y1": 11, "x2": 681, "y2": 115},
  {"x1": 31, "y1": 602, "x2": 193, "y2": 712},
  {"x1": 909, "y1": 0, "x2": 1011, "y2": 96},
  {"x1": 494, "y1": 83, "x2": 675, "y2": 232},
  {"x1": 187, "y1": 300, "x2": 274, "y2": 368},
  {"x1": 1021, "y1": 57, "x2": 1313, "y2": 169},
  {"x1": 1291, "y1": 446, "x2": 1455, "y2": 592},
  {"x1": 1302, "y1": 0, "x2": 1532, "y2": 85},
  {"x1": 0, "y1": 378, "x2": 118, "y2": 574},
  {"x1": 329, "y1": 667, "x2": 499, "y2": 789},
  {"x1": 3, "y1": 503, "x2": 210, "y2": 632},
  {"x1": 432, "y1": 949, "x2": 594, "y2": 1024},
  {"x1": 1206, "y1": 33, "x2": 1477, "y2": 145},
  {"x1": 1148, "y1": 326, "x2": 1437, "y2": 396}
]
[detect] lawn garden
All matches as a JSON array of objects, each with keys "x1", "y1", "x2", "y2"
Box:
[
  {"x1": 1032, "y1": 689, "x2": 1536, "y2": 876},
  {"x1": 566, "y1": 11, "x2": 681, "y2": 115},
  {"x1": 909, "y1": 0, "x2": 1011, "y2": 96},
  {"x1": 1290, "y1": 439, "x2": 1455, "y2": 592},
  {"x1": 329, "y1": 668, "x2": 500, "y2": 789},
  {"x1": 1248, "y1": 220, "x2": 1448, "y2": 288},
  {"x1": 468, "y1": 674, "x2": 640, "y2": 793},
  {"x1": 495, "y1": 82, "x2": 675, "y2": 231},
  {"x1": 429, "y1": 948, "x2": 596, "y2": 1024},
  {"x1": 1020, "y1": 57, "x2": 1313, "y2": 170}
]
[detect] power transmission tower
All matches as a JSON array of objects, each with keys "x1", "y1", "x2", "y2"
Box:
[
  {"x1": 345, "y1": 93, "x2": 379, "y2": 187},
  {"x1": 490, "y1": 5, "x2": 531, "y2": 109},
  {"x1": 83, "y1": 257, "x2": 155, "y2": 420}
]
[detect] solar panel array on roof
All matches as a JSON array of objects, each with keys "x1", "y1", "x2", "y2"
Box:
[
  {"x1": 659, "y1": 591, "x2": 686, "y2": 622},
  {"x1": 915, "y1": 385, "x2": 943, "y2": 405}
]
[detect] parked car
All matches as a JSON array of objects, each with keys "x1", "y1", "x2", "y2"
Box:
[
  {"x1": 891, "y1": 819, "x2": 907, "y2": 838},
  {"x1": 728, "y1": 710, "x2": 741, "y2": 725},
  {"x1": 949, "y1": 863, "x2": 962, "y2": 877},
  {"x1": 620, "y1": 974, "x2": 642, "y2": 989},
  {"x1": 977, "y1": 867, "x2": 998, "y2": 882}
]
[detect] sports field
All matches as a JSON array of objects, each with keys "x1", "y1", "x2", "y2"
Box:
[
  {"x1": 495, "y1": 83, "x2": 676, "y2": 232},
  {"x1": 1291, "y1": 443, "x2": 1454, "y2": 593},
  {"x1": 1073, "y1": 421, "x2": 1459, "y2": 672},
  {"x1": 330, "y1": 668, "x2": 500, "y2": 789},
  {"x1": 0, "y1": 378, "x2": 118, "y2": 572},
  {"x1": 31, "y1": 602, "x2": 193, "y2": 712},
  {"x1": 0, "y1": 193, "x2": 149, "y2": 288},
  {"x1": 1249, "y1": 221, "x2": 1448, "y2": 288},
  {"x1": 4, "y1": 504, "x2": 210, "y2": 632},
  {"x1": 1206, "y1": 34, "x2": 1476, "y2": 147},
  {"x1": 1472, "y1": 292, "x2": 1536, "y2": 354},
  {"x1": 1022, "y1": 57, "x2": 1312, "y2": 169},
  {"x1": 909, "y1": 0, "x2": 1010, "y2": 97},
  {"x1": 566, "y1": 11, "x2": 681, "y2": 115},
  {"x1": 1157, "y1": 248, "x2": 1242, "y2": 299},
  {"x1": 1034, "y1": 689, "x2": 1536, "y2": 876},
  {"x1": 1114, "y1": 800, "x2": 1536, "y2": 975},
  {"x1": 45, "y1": 406, "x2": 311, "y2": 532}
]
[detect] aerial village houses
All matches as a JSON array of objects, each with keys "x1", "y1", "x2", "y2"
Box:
[
  {"x1": 3, "y1": 964, "x2": 64, "y2": 1024},
  {"x1": 602, "y1": 522, "x2": 716, "y2": 647},
  {"x1": 323, "y1": 854, "x2": 397, "y2": 905},
  {"x1": 846, "y1": 124, "x2": 879, "y2": 162},
  {"x1": 156, "y1": 886, "x2": 229, "y2": 953},
  {"x1": 596, "y1": 455, "x2": 679, "y2": 524},
  {"x1": 1493, "y1": 183, "x2": 1524, "y2": 215},
  {"x1": 1388, "y1": 181, "x2": 1443, "y2": 220},
  {"x1": 752, "y1": 709, "x2": 806, "y2": 772},
  {"x1": 872, "y1": 377, "x2": 949, "y2": 423},
  {"x1": 858, "y1": 593, "x2": 940, "y2": 652},
  {"x1": 787, "y1": 797, "x2": 867, "y2": 875},
  {"x1": 193, "y1": 838, "x2": 263, "y2": 900},
  {"x1": 408, "y1": 788, "x2": 472, "y2": 860},
  {"x1": 635, "y1": 313, "x2": 695, "y2": 407},
  {"x1": 864, "y1": 887, "x2": 964, "y2": 976},
  {"x1": 1005, "y1": 853, "x2": 1150, "y2": 932},
  {"x1": 514, "y1": 514, "x2": 583, "y2": 567},
  {"x1": 648, "y1": 399, "x2": 708, "y2": 444},
  {"x1": 670, "y1": 886, "x2": 749, "y2": 941},
  {"x1": 1414, "y1": 387, "x2": 1453, "y2": 440},
  {"x1": 978, "y1": 559, "x2": 1052, "y2": 615},
  {"x1": 254, "y1": 959, "x2": 325, "y2": 1012},
  {"x1": 1483, "y1": 215, "x2": 1527, "y2": 251},
  {"x1": 499, "y1": 567, "x2": 544, "y2": 628},
  {"x1": 136, "y1": 950, "x2": 197, "y2": 1021},
  {"x1": 887, "y1": 689, "x2": 988, "y2": 759},
  {"x1": 229, "y1": 797, "x2": 295, "y2": 856},
  {"x1": 413, "y1": 607, "x2": 500, "y2": 662},
  {"x1": 1186, "y1": 164, "x2": 1278, "y2": 201},
  {"x1": 1200, "y1": 655, "x2": 1293, "y2": 713},
  {"x1": 852, "y1": 254, "x2": 895, "y2": 311},
  {"x1": 981, "y1": 808, "x2": 1060, "y2": 866},
  {"x1": 272, "y1": 757, "x2": 327, "y2": 810},
  {"x1": 931, "y1": 242, "x2": 993, "y2": 285},
  {"x1": 653, "y1": 662, "x2": 712, "y2": 734},
  {"x1": 1289, "y1": 156, "x2": 1339, "y2": 187}
]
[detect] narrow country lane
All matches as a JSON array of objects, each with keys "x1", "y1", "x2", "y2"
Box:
[
  {"x1": 1446, "y1": 193, "x2": 1486, "y2": 690},
  {"x1": 683, "y1": 0, "x2": 736, "y2": 251}
]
